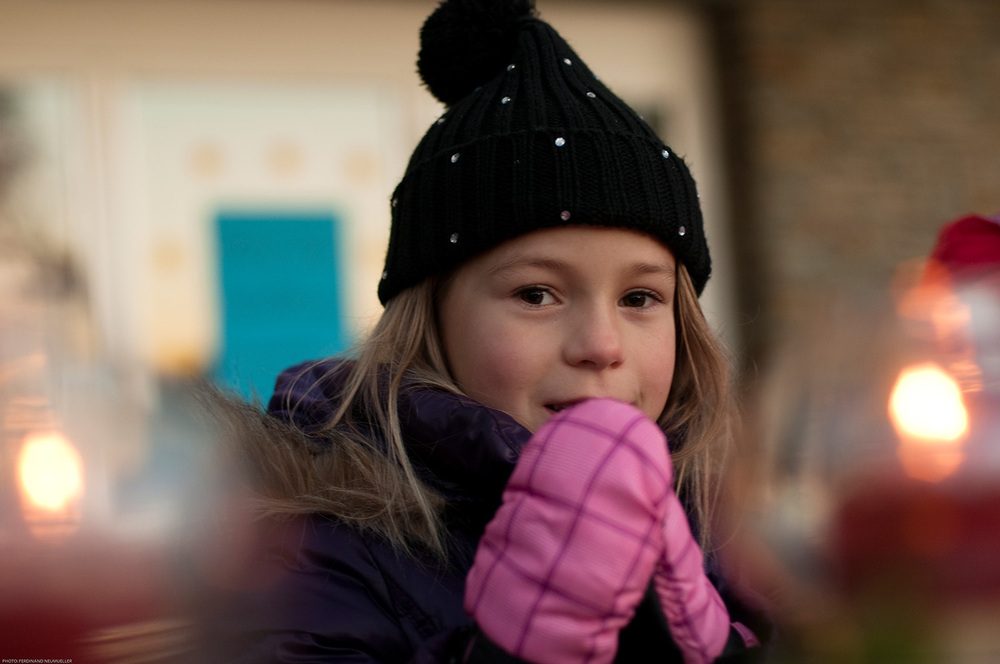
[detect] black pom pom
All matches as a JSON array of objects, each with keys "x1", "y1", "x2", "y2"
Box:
[{"x1": 418, "y1": 0, "x2": 536, "y2": 106}]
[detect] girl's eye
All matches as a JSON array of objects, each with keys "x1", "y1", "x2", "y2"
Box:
[
  {"x1": 517, "y1": 287, "x2": 554, "y2": 306},
  {"x1": 620, "y1": 290, "x2": 660, "y2": 308}
]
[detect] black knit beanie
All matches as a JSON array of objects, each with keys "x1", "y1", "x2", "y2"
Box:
[{"x1": 378, "y1": 0, "x2": 711, "y2": 304}]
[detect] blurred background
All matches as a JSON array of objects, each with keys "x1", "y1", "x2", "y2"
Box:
[{"x1": 1, "y1": 0, "x2": 999, "y2": 661}]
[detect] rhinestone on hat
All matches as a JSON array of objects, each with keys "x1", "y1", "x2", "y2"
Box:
[
  {"x1": 554, "y1": 137, "x2": 566, "y2": 147},
  {"x1": 450, "y1": 153, "x2": 460, "y2": 163},
  {"x1": 501, "y1": 96, "x2": 511, "y2": 104},
  {"x1": 391, "y1": 197, "x2": 398, "y2": 207},
  {"x1": 436, "y1": 117, "x2": 446, "y2": 125},
  {"x1": 381, "y1": 270, "x2": 388, "y2": 281},
  {"x1": 586, "y1": 91, "x2": 596, "y2": 98},
  {"x1": 449, "y1": 232, "x2": 459, "y2": 244},
  {"x1": 563, "y1": 58, "x2": 572, "y2": 65},
  {"x1": 560, "y1": 210, "x2": 571, "y2": 221},
  {"x1": 678, "y1": 226, "x2": 687, "y2": 237},
  {"x1": 507, "y1": 64, "x2": 516, "y2": 71},
  {"x1": 661, "y1": 149, "x2": 670, "y2": 159}
]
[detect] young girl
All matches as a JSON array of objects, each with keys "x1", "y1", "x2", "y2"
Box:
[{"x1": 219, "y1": 1, "x2": 767, "y2": 661}]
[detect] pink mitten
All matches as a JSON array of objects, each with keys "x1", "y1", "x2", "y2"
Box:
[{"x1": 464, "y1": 399, "x2": 672, "y2": 664}]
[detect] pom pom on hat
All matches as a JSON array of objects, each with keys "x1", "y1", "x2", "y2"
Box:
[{"x1": 419, "y1": 0, "x2": 537, "y2": 106}]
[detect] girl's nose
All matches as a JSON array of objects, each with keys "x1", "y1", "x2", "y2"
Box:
[{"x1": 564, "y1": 306, "x2": 625, "y2": 369}]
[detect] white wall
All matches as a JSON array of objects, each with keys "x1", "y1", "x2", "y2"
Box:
[{"x1": 0, "y1": 0, "x2": 736, "y2": 376}]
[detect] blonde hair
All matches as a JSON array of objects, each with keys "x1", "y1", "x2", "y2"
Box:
[
  {"x1": 239, "y1": 277, "x2": 457, "y2": 557},
  {"x1": 661, "y1": 265, "x2": 736, "y2": 550},
  {"x1": 266, "y1": 264, "x2": 734, "y2": 556}
]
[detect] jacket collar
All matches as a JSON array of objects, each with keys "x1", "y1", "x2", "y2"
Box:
[
  {"x1": 268, "y1": 359, "x2": 530, "y2": 509},
  {"x1": 399, "y1": 382, "x2": 528, "y2": 508}
]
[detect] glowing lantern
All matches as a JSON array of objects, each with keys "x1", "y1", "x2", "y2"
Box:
[
  {"x1": 889, "y1": 364, "x2": 969, "y2": 481},
  {"x1": 18, "y1": 431, "x2": 84, "y2": 512}
]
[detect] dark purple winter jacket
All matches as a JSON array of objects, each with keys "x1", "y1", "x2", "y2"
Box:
[{"x1": 219, "y1": 359, "x2": 767, "y2": 663}]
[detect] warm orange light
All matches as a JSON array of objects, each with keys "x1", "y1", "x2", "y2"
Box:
[
  {"x1": 890, "y1": 364, "x2": 968, "y2": 441},
  {"x1": 889, "y1": 364, "x2": 969, "y2": 481},
  {"x1": 18, "y1": 431, "x2": 85, "y2": 512}
]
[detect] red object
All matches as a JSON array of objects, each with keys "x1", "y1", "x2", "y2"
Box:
[
  {"x1": 928, "y1": 214, "x2": 1000, "y2": 282},
  {"x1": 832, "y1": 475, "x2": 1000, "y2": 603}
]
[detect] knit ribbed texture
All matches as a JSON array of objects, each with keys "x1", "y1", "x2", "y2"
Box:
[{"x1": 379, "y1": 6, "x2": 710, "y2": 304}]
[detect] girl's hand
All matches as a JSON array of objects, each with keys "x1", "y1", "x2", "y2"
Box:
[{"x1": 464, "y1": 398, "x2": 731, "y2": 664}]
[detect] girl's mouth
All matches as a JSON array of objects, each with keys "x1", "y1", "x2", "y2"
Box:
[
  {"x1": 545, "y1": 397, "x2": 637, "y2": 414},
  {"x1": 544, "y1": 400, "x2": 587, "y2": 413}
]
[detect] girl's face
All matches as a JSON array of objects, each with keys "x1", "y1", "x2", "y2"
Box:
[{"x1": 438, "y1": 226, "x2": 677, "y2": 433}]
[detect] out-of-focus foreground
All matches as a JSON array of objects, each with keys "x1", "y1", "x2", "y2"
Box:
[{"x1": 2, "y1": 1, "x2": 1000, "y2": 662}]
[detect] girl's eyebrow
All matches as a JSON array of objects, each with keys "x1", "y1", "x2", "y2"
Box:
[
  {"x1": 628, "y1": 261, "x2": 675, "y2": 275},
  {"x1": 628, "y1": 261, "x2": 677, "y2": 284},
  {"x1": 486, "y1": 256, "x2": 570, "y2": 278}
]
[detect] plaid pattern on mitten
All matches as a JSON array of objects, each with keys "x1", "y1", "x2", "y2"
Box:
[{"x1": 464, "y1": 399, "x2": 672, "y2": 664}]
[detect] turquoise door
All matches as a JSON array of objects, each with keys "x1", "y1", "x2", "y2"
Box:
[{"x1": 213, "y1": 210, "x2": 350, "y2": 401}]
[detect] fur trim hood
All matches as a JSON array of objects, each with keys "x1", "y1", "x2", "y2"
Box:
[{"x1": 198, "y1": 360, "x2": 530, "y2": 547}]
